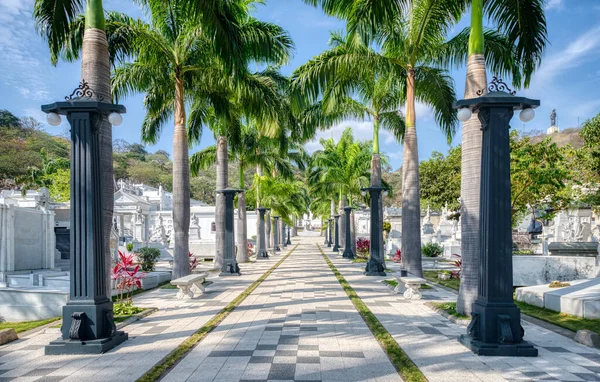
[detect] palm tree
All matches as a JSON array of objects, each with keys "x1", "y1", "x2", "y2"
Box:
[
  {"x1": 294, "y1": 31, "x2": 405, "y2": 264},
  {"x1": 33, "y1": 0, "x2": 254, "y2": 293},
  {"x1": 308, "y1": 128, "x2": 377, "y2": 254},
  {"x1": 191, "y1": 124, "x2": 296, "y2": 262},
  {"x1": 295, "y1": 5, "x2": 463, "y2": 276},
  {"x1": 112, "y1": 0, "x2": 292, "y2": 278},
  {"x1": 434, "y1": 0, "x2": 547, "y2": 315}
]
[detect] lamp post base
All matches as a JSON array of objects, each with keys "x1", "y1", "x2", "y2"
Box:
[
  {"x1": 342, "y1": 247, "x2": 355, "y2": 259},
  {"x1": 458, "y1": 335, "x2": 538, "y2": 357},
  {"x1": 364, "y1": 258, "x2": 386, "y2": 276},
  {"x1": 256, "y1": 250, "x2": 269, "y2": 259},
  {"x1": 332, "y1": 244, "x2": 340, "y2": 252},
  {"x1": 220, "y1": 261, "x2": 241, "y2": 276},
  {"x1": 46, "y1": 331, "x2": 128, "y2": 355}
]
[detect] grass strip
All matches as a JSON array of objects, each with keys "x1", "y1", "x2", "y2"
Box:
[
  {"x1": 0, "y1": 317, "x2": 60, "y2": 333},
  {"x1": 431, "y1": 302, "x2": 470, "y2": 320},
  {"x1": 318, "y1": 245, "x2": 427, "y2": 382},
  {"x1": 423, "y1": 270, "x2": 460, "y2": 290},
  {"x1": 137, "y1": 245, "x2": 298, "y2": 382},
  {"x1": 383, "y1": 279, "x2": 432, "y2": 290}
]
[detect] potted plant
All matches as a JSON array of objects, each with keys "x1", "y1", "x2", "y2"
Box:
[{"x1": 438, "y1": 270, "x2": 451, "y2": 280}]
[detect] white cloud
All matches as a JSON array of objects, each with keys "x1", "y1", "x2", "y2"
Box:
[
  {"x1": 531, "y1": 25, "x2": 600, "y2": 84},
  {"x1": 545, "y1": 0, "x2": 564, "y2": 10}
]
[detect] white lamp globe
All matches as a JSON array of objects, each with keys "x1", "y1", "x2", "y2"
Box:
[
  {"x1": 361, "y1": 190, "x2": 367, "y2": 197},
  {"x1": 457, "y1": 107, "x2": 472, "y2": 122},
  {"x1": 46, "y1": 112, "x2": 61, "y2": 126},
  {"x1": 108, "y1": 112, "x2": 123, "y2": 126},
  {"x1": 519, "y1": 108, "x2": 535, "y2": 123},
  {"x1": 383, "y1": 190, "x2": 389, "y2": 197}
]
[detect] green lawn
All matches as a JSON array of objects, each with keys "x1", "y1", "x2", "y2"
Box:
[
  {"x1": 0, "y1": 317, "x2": 60, "y2": 333},
  {"x1": 352, "y1": 257, "x2": 368, "y2": 263},
  {"x1": 432, "y1": 302, "x2": 470, "y2": 320},
  {"x1": 424, "y1": 272, "x2": 600, "y2": 335},
  {"x1": 423, "y1": 271, "x2": 460, "y2": 290},
  {"x1": 383, "y1": 279, "x2": 432, "y2": 290}
]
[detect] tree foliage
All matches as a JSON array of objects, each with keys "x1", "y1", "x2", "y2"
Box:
[{"x1": 419, "y1": 146, "x2": 461, "y2": 211}]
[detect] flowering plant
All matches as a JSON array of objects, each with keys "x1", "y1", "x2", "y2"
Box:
[
  {"x1": 111, "y1": 250, "x2": 144, "y2": 303},
  {"x1": 248, "y1": 242, "x2": 255, "y2": 257},
  {"x1": 189, "y1": 252, "x2": 198, "y2": 272},
  {"x1": 451, "y1": 254, "x2": 462, "y2": 279},
  {"x1": 392, "y1": 249, "x2": 402, "y2": 263},
  {"x1": 356, "y1": 238, "x2": 370, "y2": 257}
]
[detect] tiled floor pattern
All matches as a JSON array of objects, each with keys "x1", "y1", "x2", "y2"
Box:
[
  {"x1": 322, "y1": 236, "x2": 600, "y2": 382},
  {"x1": 163, "y1": 241, "x2": 401, "y2": 382},
  {"x1": 0, "y1": 249, "x2": 290, "y2": 382}
]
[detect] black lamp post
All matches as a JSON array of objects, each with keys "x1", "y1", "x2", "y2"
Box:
[
  {"x1": 217, "y1": 188, "x2": 242, "y2": 276},
  {"x1": 332, "y1": 215, "x2": 341, "y2": 252},
  {"x1": 286, "y1": 225, "x2": 292, "y2": 245},
  {"x1": 327, "y1": 218, "x2": 333, "y2": 247},
  {"x1": 273, "y1": 216, "x2": 281, "y2": 252},
  {"x1": 361, "y1": 187, "x2": 388, "y2": 276},
  {"x1": 455, "y1": 77, "x2": 539, "y2": 357},
  {"x1": 43, "y1": 81, "x2": 128, "y2": 354},
  {"x1": 256, "y1": 207, "x2": 269, "y2": 259},
  {"x1": 342, "y1": 207, "x2": 355, "y2": 259},
  {"x1": 324, "y1": 223, "x2": 329, "y2": 246}
]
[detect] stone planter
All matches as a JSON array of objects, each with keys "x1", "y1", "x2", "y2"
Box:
[{"x1": 438, "y1": 272, "x2": 451, "y2": 281}]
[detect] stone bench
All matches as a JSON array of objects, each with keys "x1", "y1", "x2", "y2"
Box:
[
  {"x1": 394, "y1": 275, "x2": 427, "y2": 300},
  {"x1": 171, "y1": 272, "x2": 209, "y2": 299}
]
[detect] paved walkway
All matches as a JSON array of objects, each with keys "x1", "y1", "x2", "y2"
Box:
[
  {"x1": 5, "y1": 236, "x2": 600, "y2": 382},
  {"x1": 163, "y1": 240, "x2": 401, "y2": 382},
  {"x1": 0, "y1": 249, "x2": 287, "y2": 381},
  {"x1": 323, "y1": 237, "x2": 600, "y2": 382}
]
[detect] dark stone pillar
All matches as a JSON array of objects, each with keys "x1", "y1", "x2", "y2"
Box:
[
  {"x1": 42, "y1": 99, "x2": 127, "y2": 355},
  {"x1": 327, "y1": 218, "x2": 333, "y2": 248},
  {"x1": 332, "y1": 215, "x2": 340, "y2": 251},
  {"x1": 362, "y1": 187, "x2": 386, "y2": 276},
  {"x1": 273, "y1": 216, "x2": 281, "y2": 252},
  {"x1": 455, "y1": 88, "x2": 539, "y2": 357},
  {"x1": 342, "y1": 207, "x2": 355, "y2": 259},
  {"x1": 286, "y1": 225, "x2": 291, "y2": 245},
  {"x1": 257, "y1": 207, "x2": 269, "y2": 259},
  {"x1": 217, "y1": 189, "x2": 242, "y2": 276}
]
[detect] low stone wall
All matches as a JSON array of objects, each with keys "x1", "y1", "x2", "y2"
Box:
[
  {"x1": 0, "y1": 288, "x2": 68, "y2": 322},
  {"x1": 513, "y1": 255, "x2": 598, "y2": 286}
]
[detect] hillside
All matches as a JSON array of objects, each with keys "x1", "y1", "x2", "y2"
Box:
[
  {"x1": 0, "y1": 109, "x2": 252, "y2": 205},
  {"x1": 527, "y1": 127, "x2": 585, "y2": 148}
]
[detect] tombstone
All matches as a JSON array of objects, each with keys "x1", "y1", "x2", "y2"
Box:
[{"x1": 189, "y1": 213, "x2": 201, "y2": 241}]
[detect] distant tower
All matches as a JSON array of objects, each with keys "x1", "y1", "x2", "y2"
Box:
[{"x1": 547, "y1": 109, "x2": 559, "y2": 134}]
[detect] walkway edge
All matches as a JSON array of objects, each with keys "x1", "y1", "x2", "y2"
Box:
[
  {"x1": 137, "y1": 245, "x2": 298, "y2": 382},
  {"x1": 318, "y1": 245, "x2": 427, "y2": 382}
]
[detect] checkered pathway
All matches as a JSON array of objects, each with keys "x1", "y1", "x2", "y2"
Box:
[{"x1": 163, "y1": 241, "x2": 401, "y2": 382}]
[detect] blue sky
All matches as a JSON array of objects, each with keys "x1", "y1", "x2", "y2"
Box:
[{"x1": 1, "y1": 0, "x2": 599, "y2": 170}]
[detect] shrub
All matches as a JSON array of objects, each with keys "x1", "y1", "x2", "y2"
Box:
[
  {"x1": 392, "y1": 249, "x2": 402, "y2": 263},
  {"x1": 356, "y1": 238, "x2": 370, "y2": 257},
  {"x1": 137, "y1": 247, "x2": 161, "y2": 272},
  {"x1": 126, "y1": 243, "x2": 134, "y2": 252},
  {"x1": 383, "y1": 222, "x2": 391, "y2": 233},
  {"x1": 111, "y1": 250, "x2": 144, "y2": 302},
  {"x1": 451, "y1": 254, "x2": 461, "y2": 279},
  {"x1": 422, "y1": 242, "x2": 443, "y2": 258}
]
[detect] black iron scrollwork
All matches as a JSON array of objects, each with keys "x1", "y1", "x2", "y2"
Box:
[
  {"x1": 476, "y1": 76, "x2": 517, "y2": 96},
  {"x1": 105, "y1": 311, "x2": 117, "y2": 336},
  {"x1": 69, "y1": 312, "x2": 86, "y2": 340},
  {"x1": 498, "y1": 314, "x2": 514, "y2": 343},
  {"x1": 65, "y1": 80, "x2": 104, "y2": 101},
  {"x1": 467, "y1": 312, "x2": 480, "y2": 340}
]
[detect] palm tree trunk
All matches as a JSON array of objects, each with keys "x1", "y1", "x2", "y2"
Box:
[
  {"x1": 401, "y1": 67, "x2": 423, "y2": 277},
  {"x1": 457, "y1": 0, "x2": 487, "y2": 315},
  {"x1": 215, "y1": 135, "x2": 228, "y2": 269},
  {"x1": 236, "y1": 161, "x2": 248, "y2": 262},
  {"x1": 255, "y1": 164, "x2": 262, "y2": 252},
  {"x1": 80, "y1": 1, "x2": 112, "y2": 295},
  {"x1": 266, "y1": 211, "x2": 272, "y2": 248},
  {"x1": 292, "y1": 216, "x2": 298, "y2": 236},
  {"x1": 171, "y1": 77, "x2": 190, "y2": 279}
]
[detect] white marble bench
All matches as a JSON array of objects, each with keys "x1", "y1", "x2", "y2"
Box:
[
  {"x1": 171, "y1": 272, "x2": 209, "y2": 299},
  {"x1": 394, "y1": 275, "x2": 427, "y2": 300}
]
